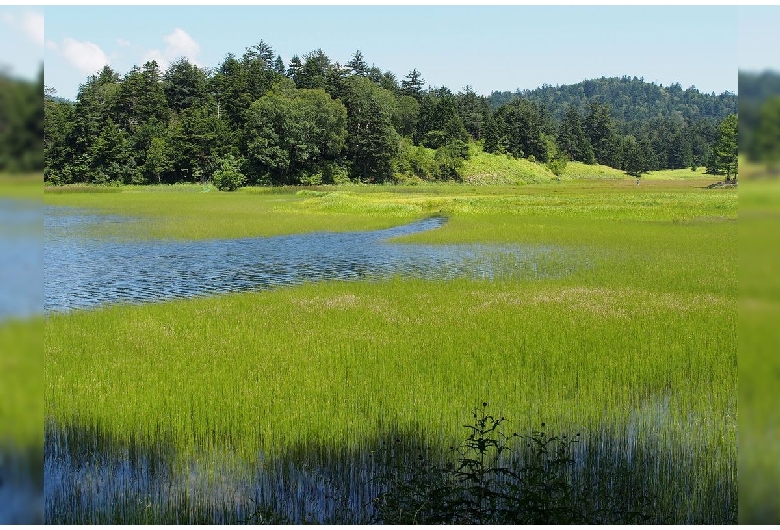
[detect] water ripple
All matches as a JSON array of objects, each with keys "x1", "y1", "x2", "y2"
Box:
[
  {"x1": 1, "y1": 199, "x2": 43, "y2": 321},
  {"x1": 45, "y1": 206, "x2": 580, "y2": 314}
]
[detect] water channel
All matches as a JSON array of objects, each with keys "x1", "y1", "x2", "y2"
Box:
[
  {"x1": 0, "y1": 199, "x2": 42, "y2": 320},
  {"x1": 44, "y1": 205, "x2": 582, "y2": 314}
]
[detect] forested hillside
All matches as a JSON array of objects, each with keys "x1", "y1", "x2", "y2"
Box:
[
  {"x1": 44, "y1": 42, "x2": 738, "y2": 187},
  {"x1": 490, "y1": 77, "x2": 736, "y2": 173},
  {"x1": 490, "y1": 77, "x2": 736, "y2": 123}
]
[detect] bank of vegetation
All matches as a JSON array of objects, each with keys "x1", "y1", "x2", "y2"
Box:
[{"x1": 44, "y1": 41, "x2": 737, "y2": 189}]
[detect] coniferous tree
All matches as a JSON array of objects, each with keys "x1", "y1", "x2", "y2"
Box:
[
  {"x1": 584, "y1": 102, "x2": 620, "y2": 166},
  {"x1": 273, "y1": 55, "x2": 286, "y2": 76},
  {"x1": 287, "y1": 55, "x2": 303, "y2": 82},
  {"x1": 401, "y1": 69, "x2": 425, "y2": 100},
  {"x1": 755, "y1": 98, "x2": 780, "y2": 168},
  {"x1": 714, "y1": 114, "x2": 738, "y2": 181},
  {"x1": 163, "y1": 58, "x2": 210, "y2": 115},
  {"x1": 347, "y1": 50, "x2": 368, "y2": 76},
  {"x1": 622, "y1": 135, "x2": 650, "y2": 178},
  {"x1": 557, "y1": 106, "x2": 594, "y2": 163},
  {"x1": 456, "y1": 86, "x2": 489, "y2": 140},
  {"x1": 487, "y1": 98, "x2": 549, "y2": 161},
  {"x1": 296, "y1": 49, "x2": 331, "y2": 90}
]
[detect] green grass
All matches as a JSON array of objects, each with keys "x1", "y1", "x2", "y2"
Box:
[
  {"x1": 44, "y1": 184, "x2": 429, "y2": 241},
  {"x1": 1, "y1": 317, "x2": 43, "y2": 450},
  {"x1": 44, "y1": 177, "x2": 737, "y2": 522},
  {"x1": 1, "y1": 173, "x2": 42, "y2": 200},
  {"x1": 43, "y1": 177, "x2": 732, "y2": 241},
  {"x1": 459, "y1": 144, "x2": 714, "y2": 183},
  {"x1": 738, "y1": 163, "x2": 780, "y2": 523},
  {"x1": 460, "y1": 146, "x2": 556, "y2": 184}
]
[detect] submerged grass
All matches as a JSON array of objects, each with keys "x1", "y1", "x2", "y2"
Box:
[{"x1": 44, "y1": 178, "x2": 737, "y2": 522}]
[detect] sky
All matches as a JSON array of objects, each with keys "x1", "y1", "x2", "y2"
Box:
[
  {"x1": 34, "y1": 5, "x2": 744, "y2": 102},
  {"x1": 0, "y1": 7, "x2": 44, "y2": 81},
  {"x1": 739, "y1": 6, "x2": 780, "y2": 75}
]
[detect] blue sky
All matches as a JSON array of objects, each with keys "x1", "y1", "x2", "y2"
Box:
[
  {"x1": 739, "y1": 6, "x2": 780, "y2": 74},
  {"x1": 0, "y1": 7, "x2": 43, "y2": 81},
  {"x1": 24, "y1": 6, "x2": 745, "y2": 100}
]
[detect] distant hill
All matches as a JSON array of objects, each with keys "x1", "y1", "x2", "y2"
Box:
[
  {"x1": 489, "y1": 76, "x2": 737, "y2": 130},
  {"x1": 739, "y1": 70, "x2": 780, "y2": 106}
]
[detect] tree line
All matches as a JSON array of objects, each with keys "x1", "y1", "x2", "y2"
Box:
[
  {"x1": 739, "y1": 70, "x2": 780, "y2": 167},
  {"x1": 0, "y1": 70, "x2": 43, "y2": 173},
  {"x1": 44, "y1": 42, "x2": 738, "y2": 188}
]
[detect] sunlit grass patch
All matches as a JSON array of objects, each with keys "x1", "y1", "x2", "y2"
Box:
[
  {"x1": 0, "y1": 173, "x2": 42, "y2": 200},
  {"x1": 460, "y1": 148, "x2": 555, "y2": 184},
  {"x1": 44, "y1": 187, "x2": 426, "y2": 241},
  {"x1": 1, "y1": 317, "x2": 43, "y2": 450},
  {"x1": 642, "y1": 167, "x2": 717, "y2": 180},
  {"x1": 43, "y1": 177, "x2": 736, "y2": 241},
  {"x1": 45, "y1": 274, "x2": 734, "y2": 449},
  {"x1": 561, "y1": 161, "x2": 626, "y2": 180}
]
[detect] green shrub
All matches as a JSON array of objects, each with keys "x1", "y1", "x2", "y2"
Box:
[
  {"x1": 211, "y1": 154, "x2": 246, "y2": 191},
  {"x1": 373, "y1": 403, "x2": 656, "y2": 525}
]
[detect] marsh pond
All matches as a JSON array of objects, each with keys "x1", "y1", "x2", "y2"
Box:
[{"x1": 44, "y1": 206, "x2": 579, "y2": 314}]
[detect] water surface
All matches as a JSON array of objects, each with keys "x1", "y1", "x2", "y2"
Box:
[
  {"x1": 45, "y1": 206, "x2": 580, "y2": 314},
  {"x1": 1, "y1": 199, "x2": 42, "y2": 320}
]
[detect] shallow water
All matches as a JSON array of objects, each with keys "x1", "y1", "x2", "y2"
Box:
[
  {"x1": 44, "y1": 206, "x2": 581, "y2": 314},
  {"x1": 0, "y1": 199, "x2": 43, "y2": 320}
]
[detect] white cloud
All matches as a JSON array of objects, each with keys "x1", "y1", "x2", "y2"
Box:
[
  {"x1": 164, "y1": 28, "x2": 200, "y2": 61},
  {"x1": 139, "y1": 28, "x2": 201, "y2": 71},
  {"x1": 22, "y1": 11, "x2": 43, "y2": 48},
  {"x1": 141, "y1": 49, "x2": 169, "y2": 70},
  {"x1": 116, "y1": 38, "x2": 131, "y2": 47},
  {"x1": 59, "y1": 37, "x2": 110, "y2": 75},
  {"x1": 0, "y1": 9, "x2": 42, "y2": 48}
]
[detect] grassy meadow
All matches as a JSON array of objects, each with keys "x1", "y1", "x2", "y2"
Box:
[
  {"x1": 738, "y1": 162, "x2": 780, "y2": 523},
  {"x1": 44, "y1": 174, "x2": 737, "y2": 523}
]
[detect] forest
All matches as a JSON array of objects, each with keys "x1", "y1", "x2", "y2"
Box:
[
  {"x1": 43, "y1": 42, "x2": 738, "y2": 188},
  {"x1": 0, "y1": 70, "x2": 43, "y2": 173},
  {"x1": 738, "y1": 70, "x2": 780, "y2": 164}
]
